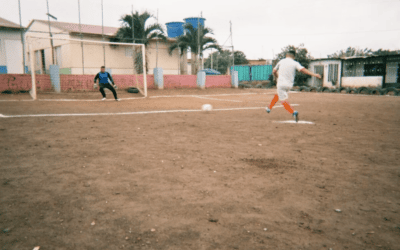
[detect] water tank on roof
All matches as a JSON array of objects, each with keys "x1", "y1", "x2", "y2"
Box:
[
  {"x1": 184, "y1": 17, "x2": 206, "y2": 30},
  {"x1": 165, "y1": 22, "x2": 184, "y2": 38}
]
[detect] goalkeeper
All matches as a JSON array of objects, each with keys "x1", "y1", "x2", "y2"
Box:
[{"x1": 94, "y1": 66, "x2": 119, "y2": 101}]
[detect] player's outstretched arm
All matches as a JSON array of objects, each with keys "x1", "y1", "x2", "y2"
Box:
[
  {"x1": 94, "y1": 73, "x2": 100, "y2": 83},
  {"x1": 300, "y1": 68, "x2": 322, "y2": 79}
]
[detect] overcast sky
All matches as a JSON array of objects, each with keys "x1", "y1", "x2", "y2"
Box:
[{"x1": 2, "y1": 0, "x2": 400, "y2": 60}]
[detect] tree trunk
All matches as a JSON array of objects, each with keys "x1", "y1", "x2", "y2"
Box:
[{"x1": 191, "y1": 52, "x2": 198, "y2": 75}]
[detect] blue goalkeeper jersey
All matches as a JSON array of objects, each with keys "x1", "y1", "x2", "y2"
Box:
[{"x1": 94, "y1": 72, "x2": 114, "y2": 84}]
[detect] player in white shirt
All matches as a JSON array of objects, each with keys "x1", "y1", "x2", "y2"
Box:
[{"x1": 266, "y1": 50, "x2": 321, "y2": 122}]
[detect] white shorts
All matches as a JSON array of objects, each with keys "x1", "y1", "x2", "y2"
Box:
[{"x1": 277, "y1": 85, "x2": 291, "y2": 101}]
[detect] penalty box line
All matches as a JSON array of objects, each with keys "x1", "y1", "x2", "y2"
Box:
[{"x1": 0, "y1": 104, "x2": 299, "y2": 118}]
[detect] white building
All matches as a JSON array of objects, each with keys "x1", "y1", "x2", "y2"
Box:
[
  {"x1": 0, "y1": 17, "x2": 26, "y2": 74},
  {"x1": 307, "y1": 55, "x2": 400, "y2": 88}
]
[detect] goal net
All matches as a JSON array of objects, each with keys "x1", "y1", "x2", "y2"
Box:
[{"x1": 20, "y1": 36, "x2": 147, "y2": 100}]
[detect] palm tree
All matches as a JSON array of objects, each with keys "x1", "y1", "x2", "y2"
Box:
[
  {"x1": 112, "y1": 11, "x2": 166, "y2": 73},
  {"x1": 169, "y1": 23, "x2": 221, "y2": 75}
]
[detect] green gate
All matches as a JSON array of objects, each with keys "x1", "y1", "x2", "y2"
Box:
[{"x1": 231, "y1": 65, "x2": 273, "y2": 82}]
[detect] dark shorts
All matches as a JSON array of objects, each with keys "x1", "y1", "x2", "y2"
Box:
[{"x1": 99, "y1": 83, "x2": 113, "y2": 88}]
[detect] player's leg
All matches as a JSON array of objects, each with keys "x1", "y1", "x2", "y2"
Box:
[
  {"x1": 99, "y1": 85, "x2": 106, "y2": 100},
  {"x1": 105, "y1": 84, "x2": 119, "y2": 101},
  {"x1": 279, "y1": 86, "x2": 299, "y2": 122},
  {"x1": 266, "y1": 94, "x2": 279, "y2": 113}
]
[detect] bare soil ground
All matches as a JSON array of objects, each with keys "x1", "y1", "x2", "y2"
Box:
[{"x1": 1, "y1": 89, "x2": 399, "y2": 250}]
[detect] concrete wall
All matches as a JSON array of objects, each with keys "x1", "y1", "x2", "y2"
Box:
[
  {"x1": 341, "y1": 76, "x2": 383, "y2": 88},
  {"x1": 0, "y1": 28, "x2": 26, "y2": 73}
]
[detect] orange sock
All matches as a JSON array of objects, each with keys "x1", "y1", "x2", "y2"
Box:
[
  {"x1": 282, "y1": 100, "x2": 294, "y2": 114},
  {"x1": 269, "y1": 94, "x2": 279, "y2": 109}
]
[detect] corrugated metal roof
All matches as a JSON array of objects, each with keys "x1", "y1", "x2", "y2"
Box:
[
  {"x1": 33, "y1": 20, "x2": 118, "y2": 36},
  {"x1": 0, "y1": 17, "x2": 24, "y2": 29}
]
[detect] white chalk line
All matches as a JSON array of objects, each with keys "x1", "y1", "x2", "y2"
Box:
[
  {"x1": 194, "y1": 96, "x2": 243, "y2": 103},
  {"x1": 0, "y1": 92, "x2": 259, "y2": 102},
  {"x1": 0, "y1": 104, "x2": 298, "y2": 118},
  {"x1": 273, "y1": 120, "x2": 315, "y2": 125}
]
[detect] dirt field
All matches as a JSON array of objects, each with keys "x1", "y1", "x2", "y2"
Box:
[{"x1": 1, "y1": 88, "x2": 399, "y2": 250}]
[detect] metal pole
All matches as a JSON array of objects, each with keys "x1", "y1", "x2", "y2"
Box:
[
  {"x1": 131, "y1": 5, "x2": 135, "y2": 75},
  {"x1": 142, "y1": 44, "x2": 147, "y2": 97},
  {"x1": 211, "y1": 51, "x2": 213, "y2": 69},
  {"x1": 178, "y1": 45, "x2": 180, "y2": 74},
  {"x1": 101, "y1": 0, "x2": 105, "y2": 66},
  {"x1": 230, "y1": 21, "x2": 234, "y2": 73},
  {"x1": 78, "y1": 0, "x2": 84, "y2": 74},
  {"x1": 29, "y1": 42, "x2": 37, "y2": 100},
  {"x1": 197, "y1": 12, "x2": 201, "y2": 74},
  {"x1": 156, "y1": 8, "x2": 159, "y2": 68},
  {"x1": 46, "y1": 0, "x2": 55, "y2": 66},
  {"x1": 18, "y1": 0, "x2": 26, "y2": 73}
]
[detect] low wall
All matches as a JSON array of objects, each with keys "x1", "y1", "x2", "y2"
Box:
[
  {"x1": 1, "y1": 74, "x2": 231, "y2": 92},
  {"x1": 341, "y1": 76, "x2": 383, "y2": 88},
  {"x1": 0, "y1": 74, "x2": 51, "y2": 92},
  {"x1": 206, "y1": 75, "x2": 232, "y2": 88},
  {"x1": 164, "y1": 75, "x2": 197, "y2": 89}
]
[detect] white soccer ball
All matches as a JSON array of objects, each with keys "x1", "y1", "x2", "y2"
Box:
[{"x1": 202, "y1": 104, "x2": 213, "y2": 111}]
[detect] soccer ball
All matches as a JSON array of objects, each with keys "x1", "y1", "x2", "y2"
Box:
[{"x1": 202, "y1": 104, "x2": 213, "y2": 111}]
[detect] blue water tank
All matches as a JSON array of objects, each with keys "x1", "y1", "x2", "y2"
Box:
[
  {"x1": 165, "y1": 22, "x2": 184, "y2": 38},
  {"x1": 184, "y1": 17, "x2": 206, "y2": 30}
]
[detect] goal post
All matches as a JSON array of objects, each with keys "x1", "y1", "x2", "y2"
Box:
[{"x1": 23, "y1": 35, "x2": 147, "y2": 99}]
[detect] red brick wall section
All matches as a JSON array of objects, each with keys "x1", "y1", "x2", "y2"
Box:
[
  {"x1": 164, "y1": 75, "x2": 198, "y2": 89},
  {"x1": 206, "y1": 75, "x2": 232, "y2": 88},
  {"x1": 0, "y1": 74, "x2": 230, "y2": 92},
  {"x1": 113, "y1": 75, "x2": 156, "y2": 90},
  {"x1": 60, "y1": 75, "x2": 156, "y2": 92},
  {"x1": 0, "y1": 74, "x2": 52, "y2": 92}
]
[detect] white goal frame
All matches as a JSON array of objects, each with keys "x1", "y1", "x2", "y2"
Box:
[{"x1": 26, "y1": 36, "x2": 147, "y2": 99}]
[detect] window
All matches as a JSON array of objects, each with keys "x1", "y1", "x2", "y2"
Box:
[
  {"x1": 364, "y1": 64, "x2": 384, "y2": 76},
  {"x1": 328, "y1": 64, "x2": 339, "y2": 84}
]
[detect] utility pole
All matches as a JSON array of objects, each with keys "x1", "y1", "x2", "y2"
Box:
[
  {"x1": 211, "y1": 51, "x2": 213, "y2": 69},
  {"x1": 156, "y1": 8, "x2": 159, "y2": 68},
  {"x1": 197, "y1": 12, "x2": 201, "y2": 73},
  {"x1": 78, "y1": 0, "x2": 84, "y2": 74},
  {"x1": 201, "y1": 12, "x2": 204, "y2": 70},
  {"x1": 230, "y1": 21, "x2": 234, "y2": 73},
  {"x1": 46, "y1": 0, "x2": 55, "y2": 65},
  {"x1": 18, "y1": 0, "x2": 26, "y2": 73},
  {"x1": 131, "y1": 5, "x2": 135, "y2": 74},
  {"x1": 101, "y1": 0, "x2": 105, "y2": 66}
]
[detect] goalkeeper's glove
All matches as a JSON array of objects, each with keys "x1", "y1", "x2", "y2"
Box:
[
  {"x1": 113, "y1": 84, "x2": 118, "y2": 89},
  {"x1": 93, "y1": 83, "x2": 98, "y2": 89}
]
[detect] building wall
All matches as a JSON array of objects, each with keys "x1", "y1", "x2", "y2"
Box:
[
  {"x1": 0, "y1": 28, "x2": 25, "y2": 73},
  {"x1": 25, "y1": 21, "x2": 70, "y2": 74},
  {"x1": 307, "y1": 60, "x2": 342, "y2": 88},
  {"x1": 341, "y1": 76, "x2": 383, "y2": 88},
  {"x1": 25, "y1": 22, "x2": 185, "y2": 76}
]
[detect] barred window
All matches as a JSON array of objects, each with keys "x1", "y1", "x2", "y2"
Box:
[{"x1": 328, "y1": 64, "x2": 339, "y2": 83}]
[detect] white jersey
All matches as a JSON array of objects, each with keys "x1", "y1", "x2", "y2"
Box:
[{"x1": 274, "y1": 58, "x2": 304, "y2": 87}]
